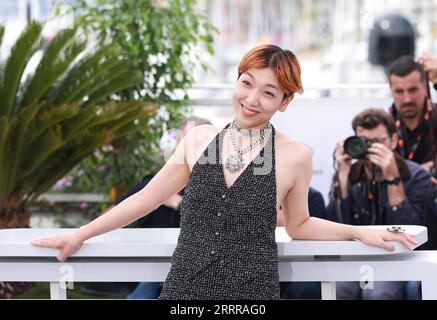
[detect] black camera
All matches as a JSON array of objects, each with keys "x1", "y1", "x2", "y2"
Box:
[{"x1": 343, "y1": 136, "x2": 375, "y2": 159}]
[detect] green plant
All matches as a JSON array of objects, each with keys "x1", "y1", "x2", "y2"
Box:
[
  {"x1": 52, "y1": 0, "x2": 217, "y2": 196},
  {"x1": 58, "y1": 0, "x2": 216, "y2": 102},
  {"x1": 0, "y1": 21, "x2": 154, "y2": 229}
]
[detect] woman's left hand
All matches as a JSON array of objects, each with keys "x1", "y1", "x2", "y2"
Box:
[{"x1": 357, "y1": 227, "x2": 418, "y2": 251}]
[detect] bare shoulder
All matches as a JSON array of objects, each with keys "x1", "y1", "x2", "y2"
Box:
[
  {"x1": 274, "y1": 130, "x2": 313, "y2": 202},
  {"x1": 184, "y1": 124, "x2": 225, "y2": 168},
  {"x1": 275, "y1": 130, "x2": 312, "y2": 167},
  {"x1": 184, "y1": 124, "x2": 223, "y2": 145},
  {"x1": 188, "y1": 123, "x2": 222, "y2": 136}
]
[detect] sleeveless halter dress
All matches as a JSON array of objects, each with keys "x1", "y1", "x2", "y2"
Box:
[{"x1": 159, "y1": 123, "x2": 279, "y2": 300}]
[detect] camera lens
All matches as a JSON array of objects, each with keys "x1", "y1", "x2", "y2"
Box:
[{"x1": 344, "y1": 136, "x2": 367, "y2": 159}]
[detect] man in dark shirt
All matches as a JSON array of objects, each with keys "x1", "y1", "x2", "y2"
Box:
[
  {"x1": 387, "y1": 55, "x2": 437, "y2": 184},
  {"x1": 387, "y1": 55, "x2": 437, "y2": 255}
]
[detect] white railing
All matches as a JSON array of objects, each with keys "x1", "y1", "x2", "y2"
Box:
[{"x1": 0, "y1": 226, "x2": 436, "y2": 300}]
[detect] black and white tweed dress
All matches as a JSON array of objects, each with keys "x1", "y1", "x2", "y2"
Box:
[{"x1": 159, "y1": 123, "x2": 279, "y2": 300}]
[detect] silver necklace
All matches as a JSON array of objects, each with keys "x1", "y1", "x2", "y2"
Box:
[
  {"x1": 225, "y1": 121, "x2": 272, "y2": 173},
  {"x1": 233, "y1": 120, "x2": 266, "y2": 137}
]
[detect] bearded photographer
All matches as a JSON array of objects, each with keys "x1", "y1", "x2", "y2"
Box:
[
  {"x1": 326, "y1": 108, "x2": 431, "y2": 300},
  {"x1": 387, "y1": 55, "x2": 437, "y2": 184}
]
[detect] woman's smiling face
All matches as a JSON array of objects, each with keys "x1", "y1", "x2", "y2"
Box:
[{"x1": 232, "y1": 67, "x2": 292, "y2": 129}]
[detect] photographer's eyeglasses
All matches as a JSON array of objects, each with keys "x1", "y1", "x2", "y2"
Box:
[{"x1": 358, "y1": 136, "x2": 390, "y2": 144}]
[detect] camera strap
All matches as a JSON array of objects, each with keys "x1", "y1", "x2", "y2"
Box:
[
  {"x1": 367, "y1": 165, "x2": 380, "y2": 225},
  {"x1": 425, "y1": 72, "x2": 437, "y2": 162},
  {"x1": 394, "y1": 110, "x2": 426, "y2": 159},
  {"x1": 332, "y1": 150, "x2": 344, "y2": 223}
]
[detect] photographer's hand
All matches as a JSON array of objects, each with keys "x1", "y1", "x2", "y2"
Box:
[
  {"x1": 366, "y1": 143, "x2": 399, "y2": 179},
  {"x1": 420, "y1": 161, "x2": 437, "y2": 185},
  {"x1": 367, "y1": 143, "x2": 405, "y2": 206},
  {"x1": 334, "y1": 140, "x2": 352, "y2": 199},
  {"x1": 421, "y1": 160, "x2": 433, "y2": 172},
  {"x1": 418, "y1": 52, "x2": 437, "y2": 84}
]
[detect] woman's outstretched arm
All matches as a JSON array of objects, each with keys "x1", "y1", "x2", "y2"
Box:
[
  {"x1": 281, "y1": 144, "x2": 418, "y2": 251},
  {"x1": 32, "y1": 128, "x2": 193, "y2": 261}
]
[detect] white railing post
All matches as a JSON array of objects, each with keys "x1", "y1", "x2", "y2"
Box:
[
  {"x1": 50, "y1": 282, "x2": 67, "y2": 300},
  {"x1": 421, "y1": 279, "x2": 437, "y2": 300},
  {"x1": 321, "y1": 281, "x2": 337, "y2": 300}
]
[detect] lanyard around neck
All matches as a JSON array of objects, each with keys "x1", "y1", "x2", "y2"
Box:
[{"x1": 393, "y1": 79, "x2": 436, "y2": 162}]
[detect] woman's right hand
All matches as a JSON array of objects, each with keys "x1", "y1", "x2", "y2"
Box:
[{"x1": 31, "y1": 231, "x2": 84, "y2": 262}]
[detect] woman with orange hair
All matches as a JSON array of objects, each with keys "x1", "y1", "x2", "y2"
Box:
[{"x1": 32, "y1": 45, "x2": 417, "y2": 299}]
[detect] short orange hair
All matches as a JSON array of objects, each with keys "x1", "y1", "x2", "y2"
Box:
[{"x1": 238, "y1": 44, "x2": 303, "y2": 97}]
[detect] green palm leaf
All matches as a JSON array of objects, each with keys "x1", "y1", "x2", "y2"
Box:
[
  {"x1": 0, "y1": 116, "x2": 10, "y2": 205},
  {"x1": 20, "y1": 29, "x2": 85, "y2": 108},
  {"x1": 0, "y1": 21, "x2": 148, "y2": 228},
  {"x1": 21, "y1": 131, "x2": 111, "y2": 201},
  {"x1": 61, "y1": 59, "x2": 127, "y2": 104},
  {"x1": 49, "y1": 45, "x2": 118, "y2": 104},
  {"x1": 26, "y1": 103, "x2": 81, "y2": 145},
  {"x1": 88, "y1": 70, "x2": 143, "y2": 103},
  {"x1": 19, "y1": 124, "x2": 64, "y2": 179},
  {"x1": 0, "y1": 25, "x2": 4, "y2": 49},
  {"x1": 0, "y1": 25, "x2": 4, "y2": 84},
  {"x1": 2, "y1": 103, "x2": 44, "y2": 201},
  {"x1": 0, "y1": 116, "x2": 18, "y2": 196},
  {"x1": 0, "y1": 21, "x2": 42, "y2": 117}
]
